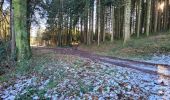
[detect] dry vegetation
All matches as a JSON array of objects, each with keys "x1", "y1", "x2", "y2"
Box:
[{"x1": 79, "y1": 33, "x2": 170, "y2": 59}]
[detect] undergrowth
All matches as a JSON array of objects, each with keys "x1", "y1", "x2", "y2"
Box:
[{"x1": 80, "y1": 33, "x2": 170, "y2": 60}]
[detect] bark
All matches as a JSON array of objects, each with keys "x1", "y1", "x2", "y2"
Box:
[
  {"x1": 0, "y1": 1, "x2": 3, "y2": 40},
  {"x1": 146, "y1": 0, "x2": 151, "y2": 36},
  {"x1": 137, "y1": 0, "x2": 142, "y2": 38},
  {"x1": 109, "y1": 6, "x2": 112, "y2": 42},
  {"x1": 100, "y1": 3, "x2": 105, "y2": 42},
  {"x1": 97, "y1": 0, "x2": 100, "y2": 46},
  {"x1": 123, "y1": 0, "x2": 131, "y2": 43},
  {"x1": 86, "y1": 2, "x2": 90, "y2": 45},
  {"x1": 10, "y1": 0, "x2": 16, "y2": 59},
  {"x1": 103, "y1": 8, "x2": 105, "y2": 42},
  {"x1": 167, "y1": 0, "x2": 170, "y2": 29},
  {"x1": 58, "y1": 0, "x2": 63, "y2": 46},
  {"x1": 164, "y1": 0, "x2": 168, "y2": 30},
  {"x1": 13, "y1": 0, "x2": 31, "y2": 60},
  {"x1": 80, "y1": 18, "x2": 83, "y2": 43},
  {"x1": 154, "y1": 0, "x2": 158, "y2": 32},
  {"x1": 89, "y1": 7, "x2": 93, "y2": 44},
  {"x1": 84, "y1": 14, "x2": 88, "y2": 44},
  {"x1": 0, "y1": 9, "x2": 2, "y2": 40},
  {"x1": 91, "y1": 7, "x2": 94, "y2": 43},
  {"x1": 111, "y1": 5, "x2": 115, "y2": 42}
]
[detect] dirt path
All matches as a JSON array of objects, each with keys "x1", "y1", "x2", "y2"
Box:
[{"x1": 34, "y1": 47, "x2": 170, "y2": 78}]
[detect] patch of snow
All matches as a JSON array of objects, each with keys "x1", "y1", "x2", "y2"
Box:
[
  {"x1": 33, "y1": 95, "x2": 39, "y2": 100},
  {"x1": 145, "y1": 54, "x2": 170, "y2": 65},
  {"x1": 1, "y1": 56, "x2": 170, "y2": 100}
]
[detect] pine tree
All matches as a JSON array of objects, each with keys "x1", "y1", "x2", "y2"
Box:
[
  {"x1": 123, "y1": 0, "x2": 131, "y2": 43},
  {"x1": 146, "y1": 0, "x2": 152, "y2": 36},
  {"x1": 137, "y1": 0, "x2": 142, "y2": 38}
]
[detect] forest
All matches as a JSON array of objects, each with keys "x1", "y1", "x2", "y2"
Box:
[{"x1": 0, "y1": 0, "x2": 170, "y2": 99}]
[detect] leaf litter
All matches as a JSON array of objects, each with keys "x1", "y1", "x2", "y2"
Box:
[{"x1": 0, "y1": 52, "x2": 170, "y2": 100}]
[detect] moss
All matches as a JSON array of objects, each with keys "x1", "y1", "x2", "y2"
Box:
[{"x1": 13, "y1": 0, "x2": 31, "y2": 60}]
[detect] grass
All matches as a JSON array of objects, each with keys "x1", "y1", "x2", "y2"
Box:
[
  {"x1": 80, "y1": 32, "x2": 170, "y2": 60},
  {"x1": 1, "y1": 32, "x2": 170, "y2": 84},
  {"x1": 0, "y1": 49, "x2": 55, "y2": 84},
  {"x1": 0, "y1": 48, "x2": 93, "y2": 97},
  {"x1": 15, "y1": 87, "x2": 47, "y2": 100}
]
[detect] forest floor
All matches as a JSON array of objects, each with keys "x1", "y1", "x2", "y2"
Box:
[{"x1": 0, "y1": 48, "x2": 170, "y2": 100}]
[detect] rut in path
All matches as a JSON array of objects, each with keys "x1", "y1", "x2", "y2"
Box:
[{"x1": 34, "y1": 47, "x2": 170, "y2": 78}]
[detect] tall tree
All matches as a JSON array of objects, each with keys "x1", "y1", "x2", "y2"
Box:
[
  {"x1": 97, "y1": 0, "x2": 100, "y2": 46},
  {"x1": 13, "y1": 0, "x2": 31, "y2": 60},
  {"x1": 136, "y1": 0, "x2": 142, "y2": 38},
  {"x1": 0, "y1": 9, "x2": 2, "y2": 39},
  {"x1": 154, "y1": 0, "x2": 158, "y2": 32},
  {"x1": 146, "y1": 0, "x2": 151, "y2": 36},
  {"x1": 123, "y1": 0, "x2": 131, "y2": 43},
  {"x1": 111, "y1": 5, "x2": 115, "y2": 42},
  {"x1": 163, "y1": 0, "x2": 168, "y2": 30},
  {"x1": 10, "y1": 0, "x2": 16, "y2": 59}
]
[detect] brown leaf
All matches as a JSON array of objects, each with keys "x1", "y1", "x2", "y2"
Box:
[
  {"x1": 92, "y1": 95, "x2": 99, "y2": 100},
  {"x1": 98, "y1": 86, "x2": 103, "y2": 93}
]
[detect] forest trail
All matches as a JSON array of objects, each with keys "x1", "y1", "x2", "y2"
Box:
[
  {"x1": 1, "y1": 47, "x2": 170, "y2": 99},
  {"x1": 34, "y1": 47, "x2": 170, "y2": 78}
]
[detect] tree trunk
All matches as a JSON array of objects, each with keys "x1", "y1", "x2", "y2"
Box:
[
  {"x1": 10, "y1": 0, "x2": 16, "y2": 59},
  {"x1": 13, "y1": 0, "x2": 31, "y2": 60},
  {"x1": 100, "y1": 3, "x2": 105, "y2": 42},
  {"x1": 137, "y1": 0, "x2": 142, "y2": 38},
  {"x1": 97, "y1": 0, "x2": 100, "y2": 46},
  {"x1": 123, "y1": 0, "x2": 131, "y2": 43},
  {"x1": 103, "y1": 13, "x2": 105, "y2": 42},
  {"x1": 80, "y1": 18, "x2": 83, "y2": 43},
  {"x1": 58, "y1": 0, "x2": 63, "y2": 46},
  {"x1": 164, "y1": 0, "x2": 168, "y2": 30},
  {"x1": 111, "y1": 5, "x2": 115, "y2": 42},
  {"x1": 0, "y1": 0, "x2": 3, "y2": 40},
  {"x1": 91, "y1": 7, "x2": 94, "y2": 43},
  {"x1": 146, "y1": 0, "x2": 151, "y2": 36},
  {"x1": 154, "y1": 0, "x2": 158, "y2": 32}
]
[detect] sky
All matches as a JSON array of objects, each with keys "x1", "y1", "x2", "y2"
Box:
[
  {"x1": 2, "y1": 0, "x2": 9, "y2": 10},
  {"x1": 31, "y1": 12, "x2": 47, "y2": 37},
  {"x1": 2, "y1": 0, "x2": 46, "y2": 38}
]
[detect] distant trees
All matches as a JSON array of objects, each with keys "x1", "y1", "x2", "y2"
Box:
[
  {"x1": 1, "y1": 0, "x2": 170, "y2": 61},
  {"x1": 39, "y1": 0, "x2": 170, "y2": 46}
]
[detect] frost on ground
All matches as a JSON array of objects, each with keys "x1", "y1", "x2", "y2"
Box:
[
  {"x1": 0, "y1": 52, "x2": 170, "y2": 100},
  {"x1": 144, "y1": 54, "x2": 170, "y2": 65}
]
